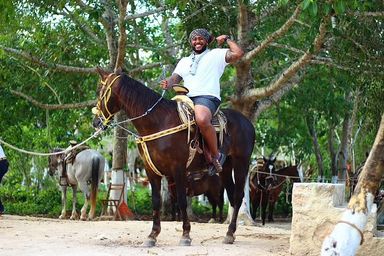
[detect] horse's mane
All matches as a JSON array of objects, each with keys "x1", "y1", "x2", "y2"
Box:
[{"x1": 117, "y1": 72, "x2": 176, "y2": 116}]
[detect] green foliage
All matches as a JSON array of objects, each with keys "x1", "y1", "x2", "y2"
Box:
[
  {"x1": 0, "y1": 184, "x2": 61, "y2": 216},
  {"x1": 191, "y1": 197, "x2": 228, "y2": 218},
  {"x1": 127, "y1": 185, "x2": 152, "y2": 216}
]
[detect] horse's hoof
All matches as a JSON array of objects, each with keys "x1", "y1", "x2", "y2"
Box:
[
  {"x1": 208, "y1": 218, "x2": 216, "y2": 223},
  {"x1": 142, "y1": 238, "x2": 156, "y2": 247},
  {"x1": 179, "y1": 237, "x2": 192, "y2": 246},
  {"x1": 70, "y1": 215, "x2": 78, "y2": 220},
  {"x1": 223, "y1": 235, "x2": 235, "y2": 244},
  {"x1": 70, "y1": 212, "x2": 79, "y2": 220},
  {"x1": 59, "y1": 215, "x2": 66, "y2": 219}
]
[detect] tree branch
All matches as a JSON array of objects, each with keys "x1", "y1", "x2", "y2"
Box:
[
  {"x1": 238, "y1": 0, "x2": 249, "y2": 45},
  {"x1": 62, "y1": 7, "x2": 104, "y2": 46},
  {"x1": 115, "y1": 0, "x2": 128, "y2": 70},
  {"x1": 128, "y1": 62, "x2": 162, "y2": 76},
  {"x1": 10, "y1": 90, "x2": 96, "y2": 110},
  {"x1": 101, "y1": 1, "x2": 117, "y2": 69},
  {"x1": 253, "y1": 74, "x2": 302, "y2": 119},
  {"x1": 350, "y1": 11, "x2": 384, "y2": 17},
  {"x1": 124, "y1": 6, "x2": 165, "y2": 21},
  {"x1": 243, "y1": 5, "x2": 302, "y2": 63},
  {"x1": 0, "y1": 46, "x2": 96, "y2": 74},
  {"x1": 247, "y1": 16, "x2": 329, "y2": 102}
]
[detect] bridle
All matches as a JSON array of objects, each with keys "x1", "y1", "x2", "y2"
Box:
[
  {"x1": 92, "y1": 73, "x2": 165, "y2": 131},
  {"x1": 257, "y1": 162, "x2": 277, "y2": 190},
  {"x1": 93, "y1": 73, "x2": 121, "y2": 126}
]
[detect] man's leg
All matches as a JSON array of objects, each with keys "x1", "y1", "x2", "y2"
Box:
[
  {"x1": 194, "y1": 105, "x2": 221, "y2": 170},
  {"x1": 0, "y1": 160, "x2": 9, "y2": 213}
]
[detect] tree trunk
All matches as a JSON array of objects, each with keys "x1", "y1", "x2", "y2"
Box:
[
  {"x1": 328, "y1": 124, "x2": 338, "y2": 183},
  {"x1": 321, "y1": 113, "x2": 384, "y2": 255},
  {"x1": 110, "y1": 111, "x2": 129, "y2": 206},
  {"x1": 306, "y1": 115, "x2": 325, "y2": 181},
  {"x1": 338, "y1": 91, "x2": 354, "y2": 184}
]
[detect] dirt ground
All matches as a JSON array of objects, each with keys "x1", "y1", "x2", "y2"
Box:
[{"x1": 0, "y1": 214, "x2": 291, "y2": 256}]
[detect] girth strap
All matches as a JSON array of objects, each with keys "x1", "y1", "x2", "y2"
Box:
[{"x1": 136, "y1": 122, "x2": 196, "y2": 177}]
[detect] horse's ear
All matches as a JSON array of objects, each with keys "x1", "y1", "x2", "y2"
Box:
[
  {"x1": 96, "y1": 66, "x2": 108, "y2": 79},
  {"x1": 263, "y1": 156, "x2": 267, "y2": 162},
  {"x1": 271, "y1": 151, "x2": 278, "y2": 162},
  {"x1": 115, "y1": 67, "x2": 123, "y2": 74}
]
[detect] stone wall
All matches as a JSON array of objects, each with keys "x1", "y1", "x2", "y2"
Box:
[{"x1": 289, "y1": 183, "x2": 384, "y2": 255}]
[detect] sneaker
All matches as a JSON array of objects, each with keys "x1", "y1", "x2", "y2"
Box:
[{"x1": 208, "y1": 153, "x2": 226, "y2": 176}]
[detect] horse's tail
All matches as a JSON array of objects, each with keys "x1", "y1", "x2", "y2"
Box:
[{"x1": 90, "y1": 157, "x2": 100, "y2": 211}]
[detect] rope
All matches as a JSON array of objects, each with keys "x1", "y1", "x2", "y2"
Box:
[
  {"x1": 337, "y1": 220, "x2": 364, "y2": 245},
  {"x1": 0, "y1": 129, "x2": 103, "y2": 157},
  {"x1": 254, "y1": 170, "x2": 303, "y2": 180}
]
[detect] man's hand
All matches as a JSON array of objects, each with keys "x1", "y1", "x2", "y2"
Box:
[
  {"x1": 216, "y1": 35, "x2": 229, "y2": 46},
  {"x1": 160, "y1": 74, "x2": 182, "y2": 90},
  {"x1": 160, "y1": 80, "x2": 168, "y2": 89}
]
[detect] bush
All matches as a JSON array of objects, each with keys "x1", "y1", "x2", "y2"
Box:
[
  {"x1": 0, "y1": 184, "x2": 61, "y2": 216},
  {"x1": 0, "y1": 182, "x2": 109, "y2": 217},
  {"x1": 127, "y1": 185, "x2": 152, "y2": 217}
]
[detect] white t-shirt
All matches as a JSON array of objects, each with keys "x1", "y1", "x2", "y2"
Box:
[
  {"x1": 173, "y1": 48, "x2": 229, "y2": 100},
  {"x1": 0, "y1": 145, "x2": 6, "y2": 158}
]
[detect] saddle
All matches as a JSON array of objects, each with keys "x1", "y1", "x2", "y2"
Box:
[
  {"x1": 171, "y1": 91, "x2": 227, "y2": 169},
  {"x1": 65, "y1": 145, "x2": 90, "y2": 165},
  {"x1": 60, "y1": 145, "x2": 90, "y2": 187}
]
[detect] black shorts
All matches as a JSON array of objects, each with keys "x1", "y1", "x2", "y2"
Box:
[
  {"x1": 190, "y1": 96, "x2": 221, "y2": 115},
  {"x1": 0, "y1": 159, "x2": 9, "y2": 179}
]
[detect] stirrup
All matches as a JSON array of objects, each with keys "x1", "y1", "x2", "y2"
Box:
[{"x1": 208, "y1": 153, "x2": 225, "y2": 176}]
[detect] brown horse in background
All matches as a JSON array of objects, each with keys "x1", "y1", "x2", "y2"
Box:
[
  {"x1": 168, "y1": 172, "x2": 224, "y2": 223},
  {"x1": 92, "y1": 68, "x2": 255, "y2": 246},
  {"x1": 250, "y1": 156, "x2": 303, "y2": 225}
]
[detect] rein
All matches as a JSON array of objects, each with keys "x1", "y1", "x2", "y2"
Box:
[{"x1": 95, "y1": 73, "x2": 166, "y2": 134}]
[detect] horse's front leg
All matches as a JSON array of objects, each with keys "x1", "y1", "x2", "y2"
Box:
[
  {"x1": 268, "y1": 191, "x2": 277, "y2": 222},
  {"x1": 78, "y1": 182, "x2": 89, "y2": 220},
  {"x1": 70, "y1": 185, "x2": 79, "y2": 220},
  {"x1": 143, "y1": 176, "x2": 162, "y2": 247},
  {"x1": 59, "y1": 186, "x2": 67, "y2": 219},
  {"x1": 208, "y1": 203, "x2": 217, "y2": 223},
  {"x1": 261, "y1": 190, "x2": 269, "y2": 225},
  {"x1": 175, "y1": 169, "x2": 191, "y2": 246}
]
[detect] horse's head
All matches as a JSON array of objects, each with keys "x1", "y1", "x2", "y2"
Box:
[
  {"x1": 48, "y1": 150, "x2": 64, "y2": 176},
  {"x1": 258, "y1": 155, "x2": 277, "y2": 190},
  {"x1": 92, "y1": 67, "x2": 123, "y2": 130}
]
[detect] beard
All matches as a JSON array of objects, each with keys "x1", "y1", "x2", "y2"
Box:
[{"x1": 192, "y1": 45, "x2": 207, "y2": 54}]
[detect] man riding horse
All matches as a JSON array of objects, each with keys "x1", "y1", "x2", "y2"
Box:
[{"x1": 160, "y1": 28, "x2": 244, "y2": 175}]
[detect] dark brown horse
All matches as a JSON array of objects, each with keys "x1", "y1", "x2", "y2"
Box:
[
  {"x1": 168, "y1": 172, "x2": 224, "y2": 223},
  {"x1": 92, "y1": 68, "x2": 255, "y2": 246},
  {"x1": 250, "y1": 156, "x2": 303, "y2": 225}
]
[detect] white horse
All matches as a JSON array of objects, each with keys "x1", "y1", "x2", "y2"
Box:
[{"x1": 48, "y1": 148, "x2": 105, "y2": 220}]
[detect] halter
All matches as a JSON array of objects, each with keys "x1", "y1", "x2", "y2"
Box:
[
  {"x1": 93, "y1": 73, "x2": 165, "y2": 130},
  {"x1": 93, "y1": 73, "x2": 121, "y2": 126}
]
